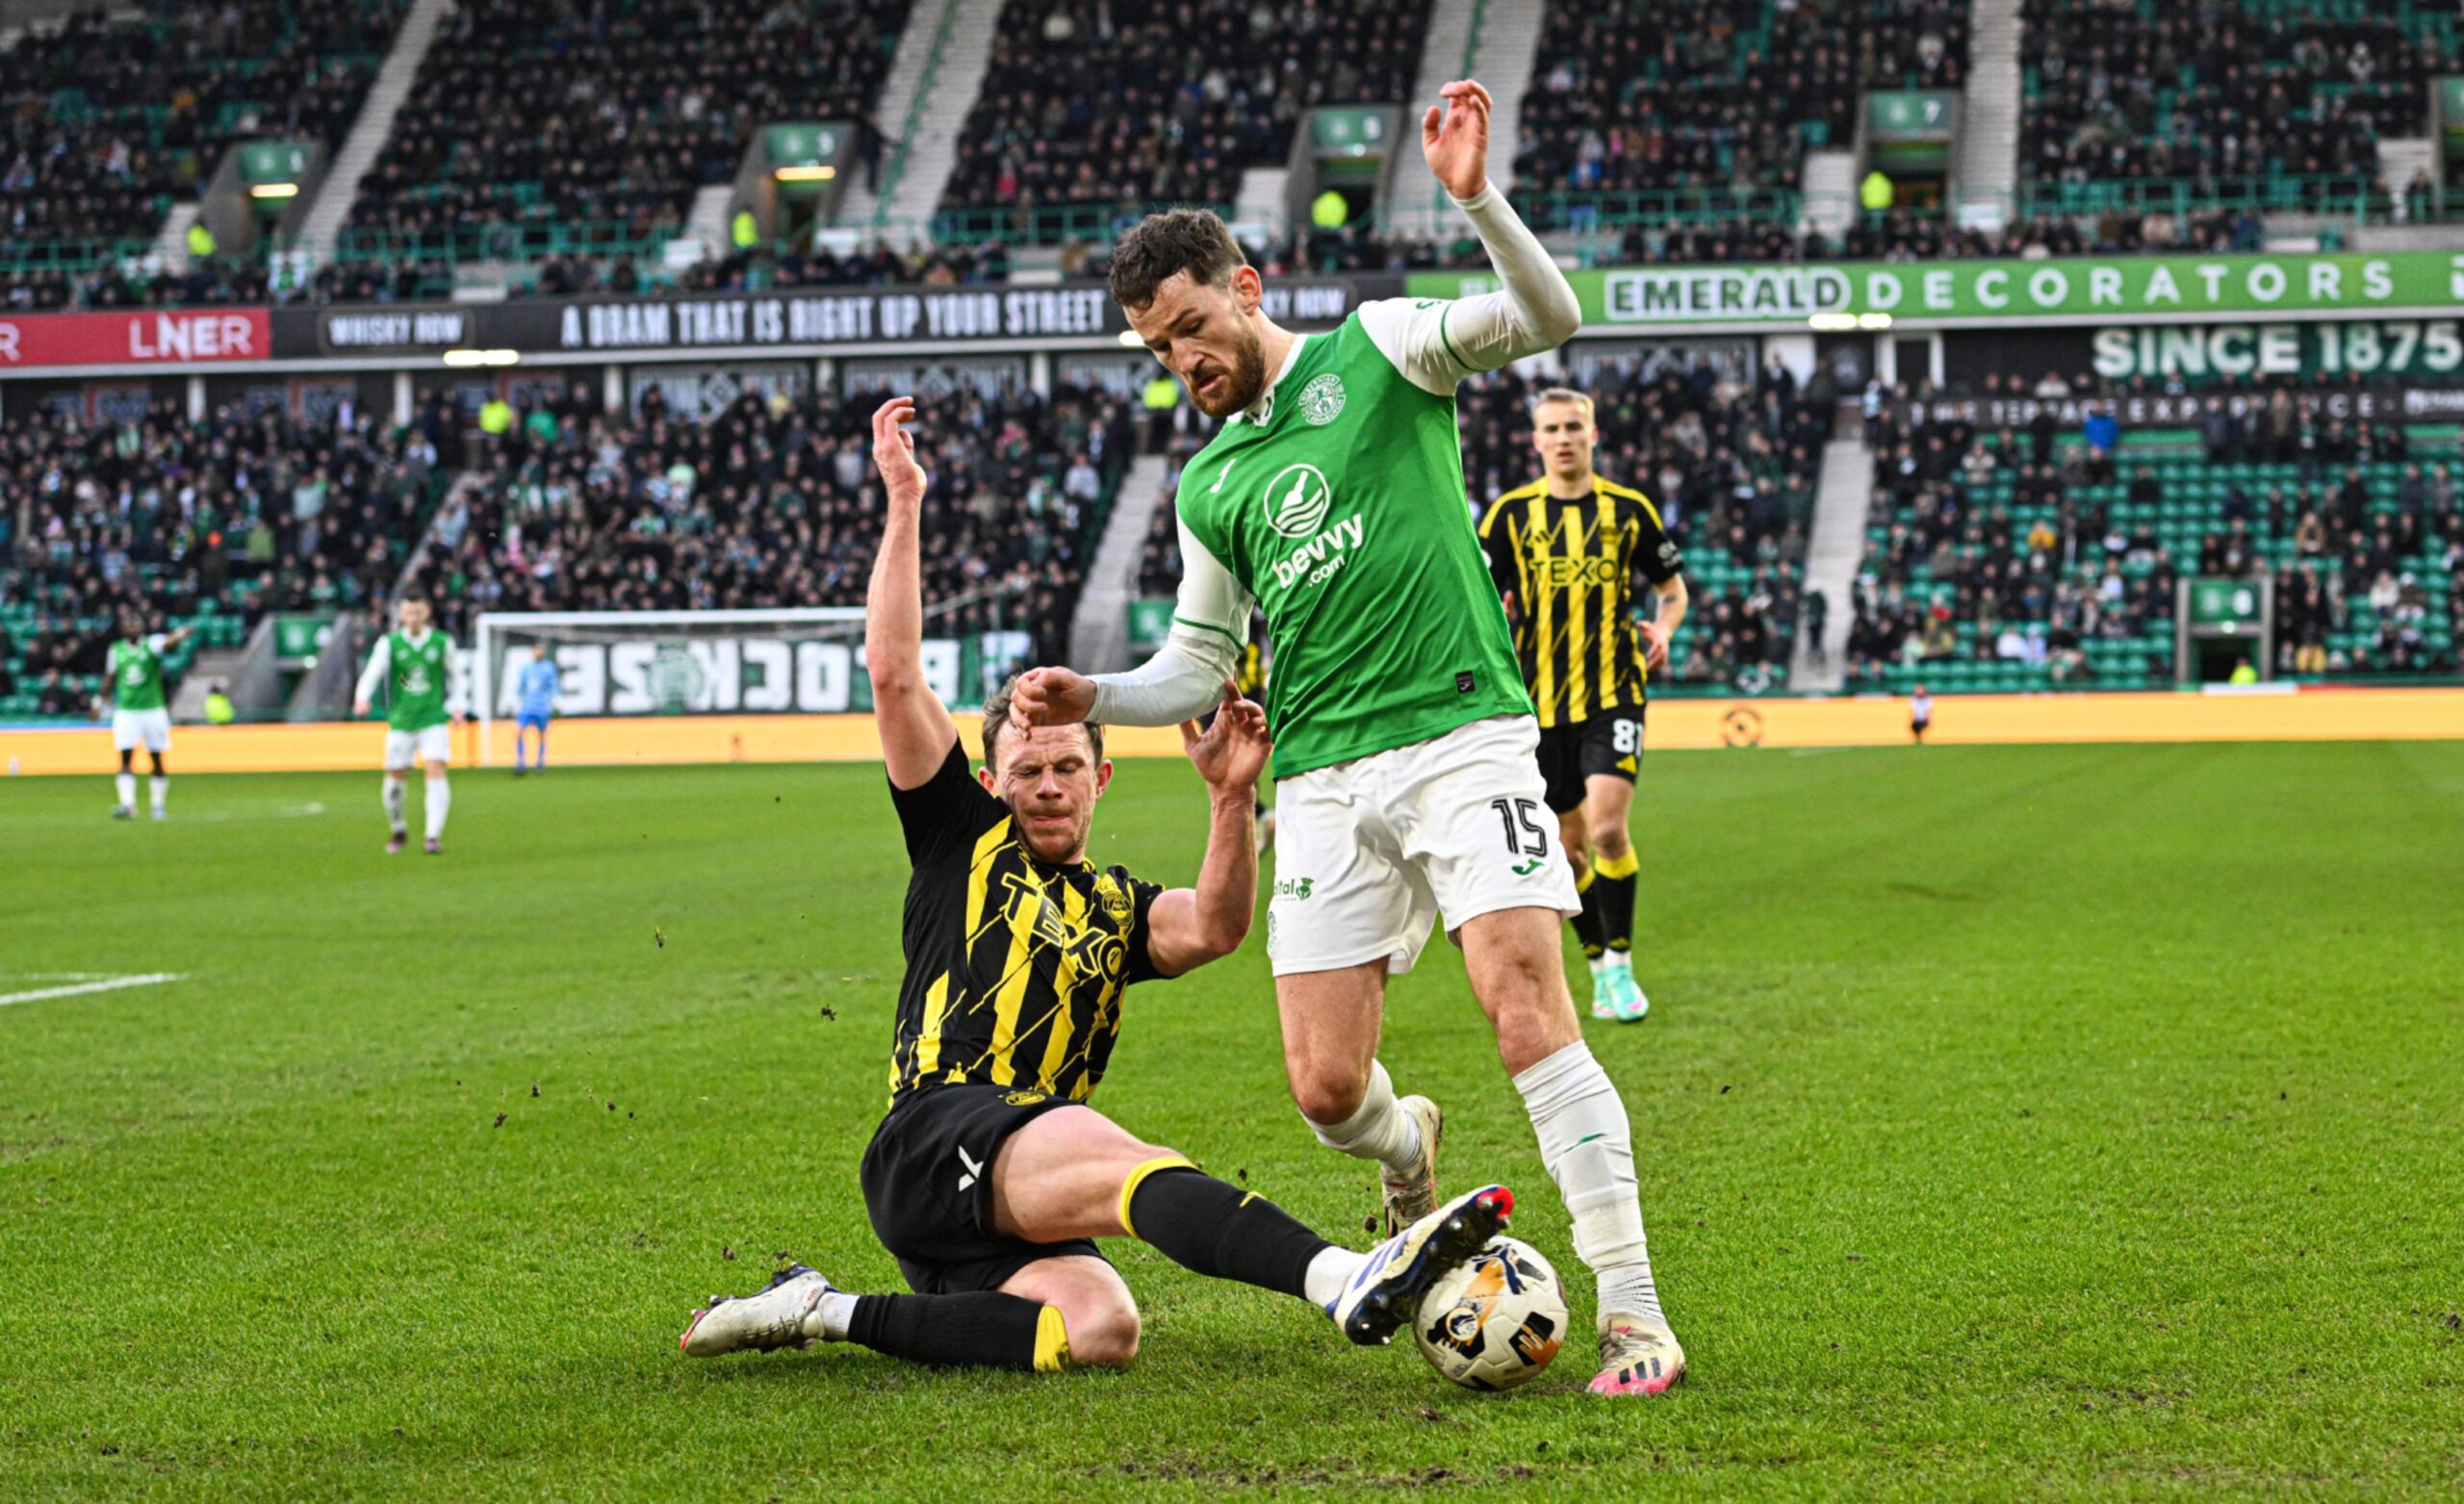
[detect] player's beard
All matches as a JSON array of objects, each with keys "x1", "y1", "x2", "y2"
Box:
[
  {"x1": 1187, "y1": 323, "x2": 1268, "y2": 419},
  {"x1": 1013, "y1": 799, "x2": 1091, "y2": 864}
]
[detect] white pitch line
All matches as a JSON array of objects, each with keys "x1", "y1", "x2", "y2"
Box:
[{"x1": 0, "y1": 973, "x2": 186, "y2": 1007}]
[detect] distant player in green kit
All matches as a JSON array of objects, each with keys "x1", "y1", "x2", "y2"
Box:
[
  {"x1": 1010, "y1": 80, "x2": 1683, "y2": 1395},
  {"x1": 351, "y1": 596, "x2": 461, "y2": 854},
  {"x1": 97, "y1": 614, "x2": 191, "y2": 820}
]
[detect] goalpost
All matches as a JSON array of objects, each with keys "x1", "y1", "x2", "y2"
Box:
[{"x1": 473, "y1": 606, "x2": 1033, "y2": 768}]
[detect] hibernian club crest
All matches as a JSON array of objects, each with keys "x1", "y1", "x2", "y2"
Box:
[{"x1": 1297, "y1": 372, "x2": 1346, "y2": 425}]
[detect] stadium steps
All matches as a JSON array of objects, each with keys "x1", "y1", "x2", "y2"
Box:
[
  {"x1": 1233, "y1": 168, "x2": 1290, "y2": 242},
  {"x1": 295, "y1": 0, "x2": 449, "y2": 268},
  {"x1": 834, "y1": 0, "x2": 950, "y2": 232},
  {"x1": 2377, "y1": 138, "x2": 2438, "y2": 219},
  {"x1": 1954, "y1": 0, "x2": 2023, "y2": 231},
  {"x1": 869, "y1": 0, "x2": 1009, "y2": 236},
  {"x1": 1385, "y1": 0, "x2": 1545, "y2": 234},
  {"x1": 1793, "y1": 429, "x2": 1876, "y2": 694},
  {"x1": 152, "y1": 204, "x2": 199, "y2": 276},
  {"x1": 1802, "y1": 152, "x2": 1858, "y2": 239},
  {"x1": 685, "y1": 184, "x2": 733, "y2": 259},
  {"x1": 1069, "y1": 453, "x2": 1173, "y2": 675}
]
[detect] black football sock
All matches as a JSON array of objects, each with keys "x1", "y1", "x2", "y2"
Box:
[
  {"x1": 1124, "y1": 1160, "x2": 1328, "y2": 1301},
  {"x1": 1593, "y1": 848, "x2": 1639, "y2": 956},
  {"x1": 1571, "y1": 859, "x2": 1606, "y2": 959},
  {"x1": 845, "y1": 1291, "x2": 1067, "y2": 1372}
]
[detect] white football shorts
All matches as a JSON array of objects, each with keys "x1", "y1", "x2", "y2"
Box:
[
  {"x1": 1266, "y1": 714, "x2": 1580, "y2": 977},
  {"x1": 111, "y1": 707, "x2": 172, "y2": 753},
  {"x1": 384, "y1": 724, "x2": 453, "y2": 768}
]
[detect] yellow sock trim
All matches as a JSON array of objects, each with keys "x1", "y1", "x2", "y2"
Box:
[
  {"x1": 1594, "y1": 848, "x2": 1638, "y2": 879},
  {"x1": 1572, "y1": 861, "x2": 1596, "y2": 894},
  {"x1": 1116, "y1": 1154, "x2": 1198, "y2": 1238},
  {"x1": 1031, "y1": 1304, "x2": 1070, "y2": 1373}
]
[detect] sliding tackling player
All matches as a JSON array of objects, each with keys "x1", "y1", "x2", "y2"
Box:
[{"x1": 678, "y1": 396, "x2": 1516, "y2": 1373}]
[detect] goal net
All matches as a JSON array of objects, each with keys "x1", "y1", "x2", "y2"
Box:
[{"x1": 473, "y1": 606, "x2": 1035, "y2": 765}]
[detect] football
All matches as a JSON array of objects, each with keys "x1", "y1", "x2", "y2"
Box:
[{"x1": 1414, "y1": 1237, "x2": 1569, "y2": 1391}]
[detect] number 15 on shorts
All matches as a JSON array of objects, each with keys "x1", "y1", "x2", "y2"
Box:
[{"x1": 1491, "y1": 797, "x2": 1550, "y2": 875}]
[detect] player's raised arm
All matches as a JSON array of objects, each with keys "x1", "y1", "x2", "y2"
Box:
[
  {"x1": 1012, "y1": 516, "x2": 1250, "y2": 731},
  {"x1": 1144, "y1": 684, "x2": 1270, "y2": 977},
  {"x1": 1360, "y1": 81, "x2": 1580, "y2": 392},
  {"x1": 864, "y1": 395, "x2": 962, "y2": 789}
]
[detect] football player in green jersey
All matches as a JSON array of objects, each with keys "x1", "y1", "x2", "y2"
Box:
[
  {"x1": 97, "y1": 613, "x2": 191, "y2": 821},
  {"x1": 351, "y1": 596, "x2": 462, "y2": 854},
  {"x1": 1011, "y1": 81, "x2": 1682, "y2": 1396}
]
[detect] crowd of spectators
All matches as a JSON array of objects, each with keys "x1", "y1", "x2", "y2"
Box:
[
  {"x1": 1451, "y1": 354, "x2": 1828, "y2": 692},
  {"x1": 943, "y1": 0, "x2": 1427, "y2": 217},
  {"x1": 419, "y1": 375, "x2": 1135, "y2": 669},
  {"x1": 0, "y1": 395, "x2": 443, "y2": 713},
  {"x1": 1846, "y1": 386, "x2": 2461, "y2": 686},
  {"x1": 346, "y1": 0, "x2": 908, "y2": 247},
  {"x1": 2021, "y1": 0, "x2": 2441, "y2": 203},
  {"x1": 1, "y1": 0, "x2": 400, "y2": 256},
  {"x1": 1514, "y1": 0, "x2": 1965, "y2": 210}
]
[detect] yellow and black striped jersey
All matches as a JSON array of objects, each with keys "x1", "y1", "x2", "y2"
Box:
[
  {"x1": 885, "y1": 740, "x2": 1164, "y2": 1107},
  {"x1": 1477, "y1": 475, "x2": 1684, "y2": 727}
]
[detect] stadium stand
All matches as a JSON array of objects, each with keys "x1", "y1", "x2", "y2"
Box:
[
  {"x1": 338, "y1": 0, "x2": 911, "y2": 275},
  {"x1": 937, "y1": 0, "x2": 1429, "y2": 230},
  {"x1": 1845, "y1": 392, "x2": 2460, "y2": 692},
  {"x1": 421, "y1": 376, "x2": 1135, "y2": 670},
  {"x1": 2018, "y1": 0, "x2": 2452, "y2": 217},
  {"x1": 0, "y1": 396, "x2": 447, "y2": 719},
  {"x1": 1, "y1": 0, "x2": 404, "y2": 304},
  {"x1": 1512, "y1": 0, "x2": 1966, "y2": 226},
  {"x1": 1451, "y1": 357, "x2": 1827, "y2": 693}
]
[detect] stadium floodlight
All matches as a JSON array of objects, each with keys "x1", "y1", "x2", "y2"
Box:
[
  {"x1": 774, "y1": 165, "x2": 835, "y2": 182},
  {"x1": 247, "y1": 183, "x2": 299, "y2": 199},
  {"x1": 441, "y1": 348, "x2": 521, "y2": 367},
  {"x1": 1807, "y1": 313, "x2": 1859, "y2": 331}
]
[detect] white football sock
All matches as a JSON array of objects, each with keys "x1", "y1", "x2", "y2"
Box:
[
  {"x1": 811, "y1": 1288, "x2": 858, "y2": 1342},
  {"x1": 150, "y1": 776, "x2": 167, "y2": 813},
  {"x1": 1302, "y1": 1058, "x2": 1424, "y2": 1176},
  {"x1": 116, "y1": 772, "x2": 136, "y2": 809},
  {"x1": 1513, "y1": 1039, "x2": 1663, "y2": 1326},
  {"x1": 383, "y1": 777, "x2": 408, "y2": 833},
  {"x1": 424, "y1": 777, "x2": 450, "y2": 840},
  {"x1": 1303, "y1": 1245, "x2": 1368, "y2": 1309}
]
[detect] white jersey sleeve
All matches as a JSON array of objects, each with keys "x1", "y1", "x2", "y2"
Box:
[
  {"x1": 1356, "y1": 186, "x2": 1580, "y2": 395},
  {"x1": 1088, "y1": 518, "x2": 1251, "y2": 727},
  {"x1": 353, "y1": 635, "x2": 392, "y2": 704}
]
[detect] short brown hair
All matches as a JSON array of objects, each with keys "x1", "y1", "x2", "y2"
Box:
[
  {"x1": 1109, "y1": 209, "x2": 1246, "y2": 312},
  {"x1": 981, "y1": 678, "x2": 1105, "y2": 772}
]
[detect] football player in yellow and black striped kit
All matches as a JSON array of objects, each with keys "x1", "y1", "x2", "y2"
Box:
[
  {"x1": 679, "y1": 396, "x2": 1516, "y2": 1372},
  {"x1": 1477, "y1": 387, "x2": 1688, "y2": 1024}
]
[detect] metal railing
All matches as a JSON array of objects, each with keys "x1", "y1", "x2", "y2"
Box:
[
  {"x1": 929, "y1": 201, "x2": 1241, "y2": 247},
  {"x1": 323, "y1": 219, "x2": 677, "y2": 266}
]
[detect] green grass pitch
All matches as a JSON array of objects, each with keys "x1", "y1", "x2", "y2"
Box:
[{"x1": 4, "y1": 741, "x2": 2462, "y2": 1499}]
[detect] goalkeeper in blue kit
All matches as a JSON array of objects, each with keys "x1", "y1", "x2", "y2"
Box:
[{"x1": 514, "y1": 644, "x2": 558, "y2": 776}]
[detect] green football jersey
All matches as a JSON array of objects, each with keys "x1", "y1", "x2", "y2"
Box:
[
  {"x1": 383, "y1": 629, "x2": 450, "y2": 732},
  {"x1": 1171, "y1": 307, "x2": 1528, "y2": 777},
  {"x1": 108, "y1": 638, "x2": 167, "y2": 712}
]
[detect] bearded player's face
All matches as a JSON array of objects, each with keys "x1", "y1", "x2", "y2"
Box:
[{"x1": 1130, "y1": 268, "x2": 1269, "y2": 419}]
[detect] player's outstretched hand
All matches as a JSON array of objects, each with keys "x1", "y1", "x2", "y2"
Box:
[
  {"x1": 1180, "y1": 681, "x2": 1270, "y2": 794},
  {"x1": 1638, "y1": 620, "x2": 1670, "y2": 672},
  {"x1": 870, "y1": 395, "x2": 927, "y2": 512},
  {"x1": 1422, "y1": 80, "x2": 1492, "y2": 201},
  {"x1": 351, "y1": 697, "x2": 372, "y2": 718},
  {"x1": 1009, "y1": 667, "x2": 1097, "y2": 730}
]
